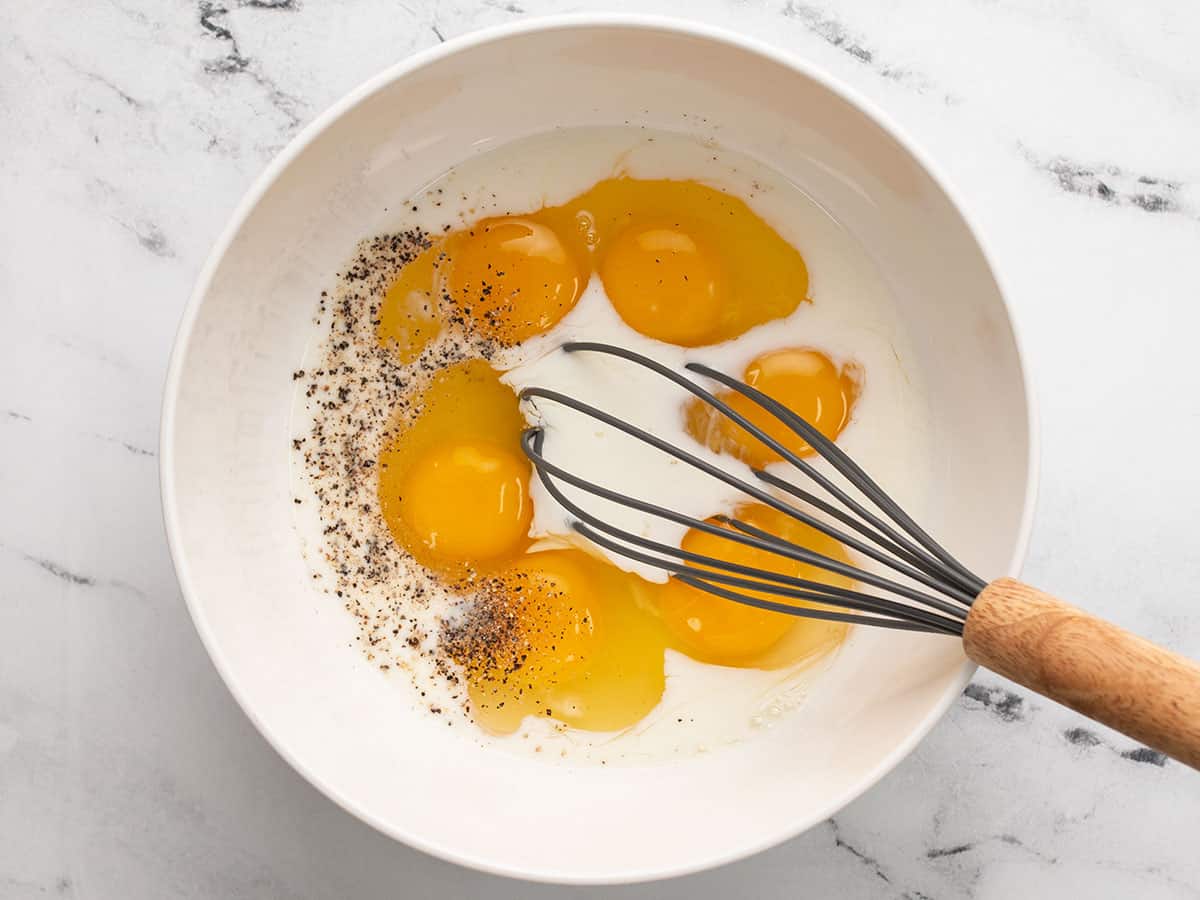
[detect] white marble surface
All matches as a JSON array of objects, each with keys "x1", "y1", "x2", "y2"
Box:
[{"x1": 3, "y1": 0, "x2": 1200, "y2": 896}]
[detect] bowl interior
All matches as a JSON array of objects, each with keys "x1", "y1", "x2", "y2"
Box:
[{"x1": 164, "y1": 21, "x2": 1032, "y2": 883}]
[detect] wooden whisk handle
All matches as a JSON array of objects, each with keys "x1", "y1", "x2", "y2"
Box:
[{"x1": 963, "y1": 578, "x2": 1200, "y2": 770}]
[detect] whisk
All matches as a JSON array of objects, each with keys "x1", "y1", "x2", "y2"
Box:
[{"x1": 520, "y1": 341, "x2": 1200, "y2": 770}]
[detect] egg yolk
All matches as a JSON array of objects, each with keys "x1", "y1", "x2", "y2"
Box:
[
  {"x1": 396, "y1": 440, "x2": 531, "y2": 563},
  {"x1": 601, "y1": 220, "x2": 725, "y2": 346},
  {"x1": 441, "y1": 217, "x2": 585, "y2": 344},
  {"x1": 687, "y1": 348, "x2": 862, "y2": 468},
  {"x1": 659, "y1": 504, "x2": 851, "y2": 667},
  {"x1": 377, "y1": 244, "x2": 441, "y2": 364},
  {"x1": 376, "y1": 177, "x2": 811, "y2": 356},
  {"x1": 574, "y1": 178, "x2": 809, "y2": 346},
  {"x1": 378, "y1": 359, "x2": 532, "y2": 572},
  {"x1": 454, "y1": 549, "x2": 667, "y2": 735}
]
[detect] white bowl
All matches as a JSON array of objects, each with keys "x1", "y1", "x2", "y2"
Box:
[{"x1": 161, "y1": 15, "x2": 1036, "y2": 885}]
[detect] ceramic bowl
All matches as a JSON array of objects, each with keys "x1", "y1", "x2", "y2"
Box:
[{"x1": 161, "y1": 15, "x2": 1036, "y2": 884}]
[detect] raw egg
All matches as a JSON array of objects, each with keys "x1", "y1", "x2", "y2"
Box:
[
  {"x1": 377, "y1": 244, "x2": 441, "y2": 364},
  {"x1": 600, "y1": 219, "x2": 725, "y2": 346},
  {"x1": 552, "y1": 177, "x2": 811, "y2": 346},
  {"x1": 441, "y1": 217, "x2": 587, "y2": 344},
  {"x1": 397, "y1": 440, "x2": 530, "y2": 563},
  {"x1": 687, "y1": 348, "x2": 862, "y2": 467},
  {"x1": 376, "y1": 177, "x2": 810, "y2": 354},
  {"x1": 377, "y1": 359, "x2": 532, "y2": 572},
  {"x1": 448, "y1": 549, "x2": 668, "y2": 735},
  {"x1": 658, "y1": 504, "x2": 851, "y2": 667}
]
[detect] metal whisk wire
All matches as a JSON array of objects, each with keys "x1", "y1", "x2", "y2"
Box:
[{"x1": 518, "y1": 341, "x2": 986, "y2": 637}]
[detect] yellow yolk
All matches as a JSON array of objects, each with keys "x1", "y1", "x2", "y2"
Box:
[
  {"x1": 601, "y1": 220, "x2": 725, "y2": 345},
  {"x1": 659, "y1": 504, "x2": 851, "y2": 667},
  {"x1": 378, "y1": 360, "x2": 532, "y2": 572},
  {"x1": 568, "y1": 178, "x2": 809, "y2": 346},
  {"x1": 396, "y1": 440, "x2": 531, "y2": 563},
  {"x1": 440, "y1": 217, "x2": 586, "y2": 344},
  {"x1": 454, "y1": 549, "x2": 667, "y2": 735},
  {"x1": 687, "y1": 348, "x2": 862, "y2": 468},
  {"x1": 376, "y1": 177, "x2": 810, "y2": 354},
  {"x1": 378, "y1": 244, "x2": 441, "y2": 364}
]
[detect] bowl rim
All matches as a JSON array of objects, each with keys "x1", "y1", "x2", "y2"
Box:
[{"x1": 159, "y1": 12, "x2": 1040, "y2": 885}]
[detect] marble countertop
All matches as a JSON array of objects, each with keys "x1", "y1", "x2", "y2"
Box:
[{"x1": 3, "y1": 1, "x2": 1199, "y2": 897}]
